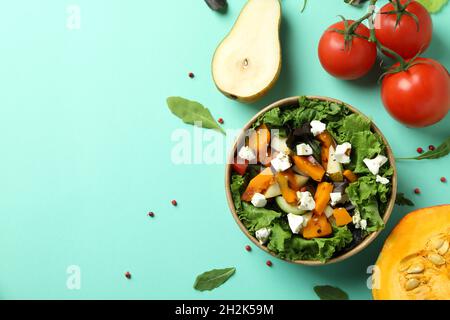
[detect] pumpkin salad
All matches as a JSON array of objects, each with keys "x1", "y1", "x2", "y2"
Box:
[{"x1": 230, "y1": 97, "x2": 394, "y2": 262}]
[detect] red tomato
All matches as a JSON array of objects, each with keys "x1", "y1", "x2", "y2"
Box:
[
  {"x1": 318, "y1": 20, "x2": 377, "y2": 80},
  {"x1": 381, "y1": 58, "x2": 450, "y2": 127},
  {"x1": 375, "y1": 0, "x2": 432, "y2": 59},
  {"x1": 232, "y1": 162, "x2": 248, "y2": 175}
]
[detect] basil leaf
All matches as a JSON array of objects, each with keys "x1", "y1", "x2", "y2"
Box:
[
  {"x1": 314, "y1": 285, "x2": 349, "y2": 300},
  {"x1": 167, "y1": 97, "x2": 226, "y2": 135},
  {"x1": 396, "y1": 193, "x2": 415, "y2": 207},
  {"x1": 194, "y1": 267, "x2": 236, "y2": 291},
  {"x1": 416, "y1": 0, "x2": 448, "y2": 13},
  {"x1": 399, "y1": 137, "x2": 450, "y2": 160},
  {"x1": 204, "y1": 0, "x2": 228, "y2": 12},
  {"x1": 344, "y1": 0, "x2": 369, "y2": 6}
]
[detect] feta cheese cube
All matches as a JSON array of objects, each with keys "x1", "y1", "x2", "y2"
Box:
[
  {"x1": 363, "y1": 155, "x2": 388, "y2": 175},
  {"x1": 324, "y1": 205, "x2": 334, "y2": 218},
  {"x1": 271, "y1": 152, "x2": 292, "y2": 172},
  {"x1": 352, "y1": 211, "x2": 367, "y2": 230},
  {"x1": 376, "y1": 175, "x2": 390, "y2": 185},
  {"x1": 255, "y1": 228, "x2": 271, "y2": 245},
  {"x1": 330, "y1": 192, "x2": 342, "y2": 207},
  {"x1": 296, "y1": 143, "x2": 313, "y2": 156},
  {"x1": 359, "y1": 219, "x2": 368, "y2": 230},
  {"x1": 310, "y1": 120, "x2": 327, "y2": 136},
  {"x1": 238, "y1": 146, "x2": 256, "y2": 161},
  {"x1": 296, "y1": 191, "x2": 316, "y2": 211},
  {"x1": 287, "y1": 213, "x2": 305, "y2": 234},
  {"x1": 352, "y1": 211, "x2": 362, "y2": 226},
  {"x1": 335, "y1": 142, "x2": 352, "y2": 164},
  {"x1": 251, "y1": 193, "x2": 267, "y2": 208}
]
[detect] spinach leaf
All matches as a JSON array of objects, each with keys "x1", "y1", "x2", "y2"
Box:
[
  {"x1": 194, "y1": 267, "x2": 235, "y2": 291},
  {"x1": 230, "y1": 174, "x2": 246, "y2": 212},
  {"x1": 396, "y1": 193, "x2": 415, "y2": 206},
  {"x1": 166, "y1": 97, "x2": 226, "y2": 135},
  {"x1": 314, "y1": 285, "x2": 349, "y2": 300}
]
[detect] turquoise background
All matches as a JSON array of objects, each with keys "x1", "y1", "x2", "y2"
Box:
[{"x1": 0, "y1": 0, "x2": 448, "y2": 300}]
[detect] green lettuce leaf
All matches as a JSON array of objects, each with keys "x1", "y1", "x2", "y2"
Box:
[
  {"x1": 239, "y1": 203, "x2": 281, "y2": 232},
  {"x1": 230, "y1": 174, "x2": 246, "y2": 212},
  {"x1": 416, "y1": 0, "x2": 448, "y2": 13}
]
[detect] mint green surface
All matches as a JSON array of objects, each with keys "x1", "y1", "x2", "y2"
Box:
[{"x1": 0, "y1": 0, "x2": 448, "y2": 300}]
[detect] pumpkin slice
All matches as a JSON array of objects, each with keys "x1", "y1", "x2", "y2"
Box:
[
  {"x1": 241, "y1": 167, "x2": 274, "y2": 202},
  {"x1": 343, "y1": 169, "x2": 358, "y2": 183},
  {"x1": 292, "y1": 155, "x2": 325, "y2": 182},
  {"x1": 316, "y1": 131, "x2": 335, "y2": 169},
  {"x1": 332, "y1": 208, "x2": 352, "y2": 227},
  {"x1": 373, "y1": 205, "x2": 450, "y2": 300},
  {"x1": 303, "y1": 214, "x2": 333, "y2": 239},
  {"x1": 313, "y1": 182, "x2": 334, "y2": 215},
  {"x1": 276, "y1": 172, "x2": 297, "y2": 205}
]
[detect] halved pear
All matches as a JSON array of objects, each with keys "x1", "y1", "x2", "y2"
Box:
[{"x1": 212, "y1": 0, "x2": 282, "y2": 103}]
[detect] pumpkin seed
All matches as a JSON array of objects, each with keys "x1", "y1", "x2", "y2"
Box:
[
  {"x1": 405, "y1": 278, "x2": 420, "y2": 291},
  {"x1": 407, "y1": 263, "x2": 425, "y2": 274},
  {"x1": 431, "y1": 238, "x2": 444, "y2": 250},
  {"x1": 437, "y1": 241, "x2": 449, "y2": 255},
  {"x1": 427, "y1": 253, "x2": 446, "y2": 266}
]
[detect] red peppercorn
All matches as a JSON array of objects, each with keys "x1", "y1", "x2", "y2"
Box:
[
  {"x1": 245, "y1": 245, "x2": 252, "y2": 252},
  {"x1": 417, "y1": 147, "x2": 424, "y2": 154},
  {"x1": 125, "y1": 272, "x2": 131, "y2": 279},
  {"x1": 429, "y1": 145, "x2": 435, "y2": 151},
  {"x1": 171, "y1": 200, "x2": 178, "y2": 206},
  {"x1": 441, "y1": 177, "x2": 447, "y2": 183},
  {"x1": 188, "y1": 72, "x2": 195, "y2": 79},
  {"x1": 266, "y1": 260, "x2": 273, "y2": 267},
  {"x1": 218, "y1": 118, "x2": 224, "y2": 124},
  {"x1": 414, "y1": 188, "x2": 421, "y2": 194},
  {"x1": 148, "y1": 212, "x2": 155, "y2": 217},
  {"x1": 300, "y1": 187, "x2": 308, "y2": 193}
]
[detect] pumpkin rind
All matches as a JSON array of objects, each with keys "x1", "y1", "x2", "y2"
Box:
[{"x1": 372, "y1": 205, "x2": 450, "y2": 300}]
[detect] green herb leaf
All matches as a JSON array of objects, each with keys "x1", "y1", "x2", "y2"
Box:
[
  {"x1": 194, "y1": 267, "x2": 236, "y2": 291},
  {"x1": 204, "y1": 0, "x2": 228, "y2": 12},
  {"x1": 396, "y1": 193, "x2": 415, "y2": 206},
  {"x1": 399, "y1": 137, "x2": 450, "y2": 160},
  {"x1": 167, "y1": 97, "x2": 226, "y2": 135},
  {"x1": 344, "y1": 0, "x2": 369, "y2": 6},
  {"x1": 416, "y1": 0, "x2": 448, "y2": 13},
  {"x1": 314, "y1": 285, "x2": 349, "y2": 300}
]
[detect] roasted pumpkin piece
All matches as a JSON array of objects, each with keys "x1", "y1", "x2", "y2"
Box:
[
  {"x1": 332, "y1": 208, "x2": 353, "y2": 227},
  {"x1": 292, "y1": 155, "x2": 325, "y2": 182},
  {"x1": 248, "y1": 124, "x2": 271, "y2": 165},
  {"x1": 316, "y1": 131, "x2": 335, "y2": 168},
  {"x1": 241, "y1": 167, "x2": 274, "y2": 202},
  {"x1": 313, "y1": 182, "x2": 334, "y2": 215},
  {"x1": 303, "y1": 214, "x2": 333, "y2": 239},
  {"x1": 343, "y1": 170, "x2": 358, "y2": 183},
  {"x1": 276, "y1": 172, "x2": 297, "y2": 205},
  {"x1": 373, "y1": 205, "x2": 450, "y2": 300}
]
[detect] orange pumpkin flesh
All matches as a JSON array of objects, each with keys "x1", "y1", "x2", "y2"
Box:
[
  {"x1": 303, "y1": 214, "x2": 333, "y2": 239},
  {"x1": 276, "y1": 172, "x2": 297, "y2": 205},
  {"x1": 313, "y1": 182, "x2": 333, "y2": 215},
  {"x1": 373, "y1": 205, "x2": 450, "y2": 300},
  {"x1": 292, "y1": 155, "x2": 325, "y2": 182},
  {"x1": 241, "y1": 168, "x2": 274, "y2": 202},
  {"x1": 333, "y1": 208, "x2": 352, "y2": 227}
]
